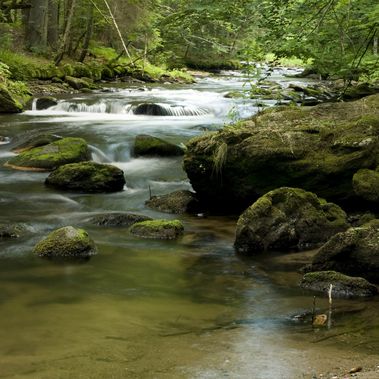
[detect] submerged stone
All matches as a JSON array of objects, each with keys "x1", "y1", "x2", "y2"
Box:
[
  {"x1": 33, "y1": 226, "x2": 97, "y2": 259},
  {"x1": 129, "y1": 219, "x2": 184, "y2": 239},
  {"x1": 300, "y1": 271, "x2": 378, "y2": 298},
  {"x1": 145, "y1": 190, "x2": 199, "y2": 214},
  {"x1": 134, "y1": 134, "x2": 184, "y2": 157},
  {"x1": 88, "y1": 212, "x2": 152, "y2": 227},
  {"x1": 0, "y1": 223, "x2": 26, "y2": 239},
  {"x1": 45, "y1": 162, "x2": 126, "y2": 193},
  {"x1": 234, "y1": 187, "x2": 349, "y2": 254},
  {"x1": 5, "y1": 137, "x2": 90, "y2": 171}
]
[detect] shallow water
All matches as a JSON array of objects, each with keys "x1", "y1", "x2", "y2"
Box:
[{"x1": 0, "y1": 70, "x2": 378, "y2": 378}]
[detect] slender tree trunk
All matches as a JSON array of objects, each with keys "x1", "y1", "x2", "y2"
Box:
[
  {"x1": 54, "y1": 0, "x2": 76, "y2": 64},
  {"x1": 374, "y1": 36, "x2": 378, "y2": 56},
  {"x1": 78, "y1": 2, "x2": 94, "y2": 62}
]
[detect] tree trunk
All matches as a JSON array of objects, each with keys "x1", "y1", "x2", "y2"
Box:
[
  {"x1": 25, "y1": 0, "x2": 49, "y2": 51},
  {"x1": 54, "y1": 0, "x2": 76, "y2": 64},
  {"x1": 47, "y1": 0, "x2": 58, "y2": 49},
  {"x1": 374, "y1": 36, "x2": 378, "y2": 56},
  {"x1": 78, "y1": 2, "x2": 94, "y2": 62}
]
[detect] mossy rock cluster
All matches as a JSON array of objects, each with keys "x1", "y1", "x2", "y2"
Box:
[
  {"x1": 45, "y1": 162, "x2": 126, "y2": 193},
  {"x1": 300, "y1": 271, "x2": 378, "y2": 298},
  {"x1": 145, "y1": 190, "x2": 199, "y2": 214},
  {"x1": 5, "y1": 137, "x2": 91, "y2": 171},
  {"x1": 134, "y1": 134, "x2": 184, "y2": 157},
  {"x1": 234, "y1": 187, "x2": 349, "y2": 254},
  {"x1": 306, "y1": 221, "x2": 379, "y2": 283},
  {"x1": 184, "y1": 94, "x2": 379, "y2": 211},
  {"x1": 33, "y1": 226, "x2": 97, "y2": 259},
  {"x1": 129, "y1": 219, "x2": 184, "y2": 239}
]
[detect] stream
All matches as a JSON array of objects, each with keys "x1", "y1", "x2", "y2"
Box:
[{"x1": 0, "y1": 69, "x2": 378, "y2": 379}]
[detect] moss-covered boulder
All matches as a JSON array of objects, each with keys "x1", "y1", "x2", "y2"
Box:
[
  {"x1": 234, "y1": 187, "x2": 349, "y2": 254},
  {"x1": 33, "y1": 226, "x2": 97, "y2": 259},
  {"x1": 0, "y1": 84, "x2": 23, "y2": 113},
  {"x1": 300, "y1": 271, "x2": 378, "y2": 298},
  {"x1": 307, "y1": 222, "x2": 379, "y2": 283},
  {"x1": 5, "y1": 137, "x2": 90, "y2": 171},
  {"x1": 88, "y1": 212, "x2": 152, "y2": 227},
  {"x1": 45, "y1": 162, "x2": 125, "y2": 193},
  {"x1": 184, "y1": 94, "x2": 379, "y2": 211},
  {"x1": 0, "y1": 223, "x2": 26, "y2": 239},
  {"x1": 12, "y1": 134, "x2": 62, "y2": 153},
  {"x1": 129, "y1": 219, "x2": 184, "y2": 239},
  {"x1": 134, "y1": 134, "x2": 184, "y2": 157},
  {"x1": 145, "y1": 190, "x2": 199, "y2": 214},
  {"x1": 65, "y1": 76, "x2": 90, "y2": 90},
  {"x1": 352, "y1": 168, "x2": 379, "y2": 203}
]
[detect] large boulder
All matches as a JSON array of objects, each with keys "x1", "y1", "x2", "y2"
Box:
[
  {"x1": 5, "y1": 137, "x2": 90, "y2": 171},
  {"x1": 183, "y1": 94, "x2": 379, "y2": 211},
  {"x1": 134, "y1": 134, "x2": 184, "y2": 157},
  {"x1": 307, "y1": 222, "x2": 379, "y2": 283},
  {"x1": 129, "y1": 219, "x2": 184, "y2": 239},
  {"x1": 145, "y1": 190, "x2": 199, "y2": 214},
  {"x1": 300, "y1": 271, "x2": 378, "y2": 298},
  {"x1": 35, "y1": 96, "x2": 58, "y2": 110},
  {"x1": 33, "y1": 226, "x2": 97, "y2": 259},
  {"x1": 352, "y1": 168, "x2": 379, "y2": 203},
  {"x1": 88, "y1": 212, "x2": 152, "y2": 227},
  {"x1": 45, "y1": 162, "x2": 125, "y2": 193},
  {"x1": 234, "y1": 187, "x2": 349, "y2": 254}
]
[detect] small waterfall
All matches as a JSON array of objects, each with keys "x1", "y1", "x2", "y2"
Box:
[
  {"x1": 31, "y1": 98, "x2": 38, "y2": 111},
  {"x1": 50, "y1": 101, "x2": 133, "y2": 114},
  {"x1": 89, "y1": 145, "x2": 112, "y2": 163},
  {"x1": 132, "y1": 103, "x2": 209, "y2": 116}
]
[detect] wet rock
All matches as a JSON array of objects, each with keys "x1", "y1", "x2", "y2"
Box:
[
  {"x1": 88, "y1": 212, "x2": 152, "y2": 227},
  {"x1": 0, "y1": 223, "x2": 26, "y2": 239},
  {"x1": 145, "y1": 190, "x2": 199, "y2": 214},
  {"x1": 300, "y1": 271, "x2": 378, "y2": 298},
  {"x1": 352, "y1": 168, "x2": 379, "y2": 203},
  {"x1": 129, "y1": 219, "x2": 184, "y2": 239},
  {"x1": 45, "y1": 162, "x2": 125, "y2": 193},
  {"x1": 234, "y1": 187, "x2": 349, "y2": 254},
  {"x1": 184, "y1": 94, "x2": 379, "y2": 211},
  {"x1": 342, "y1": 83, "x2": 379, "y2": 100},
  {"x1": 308, "y1": 221, "x2": 379, "y2": 283},
  {"x1": 35, "y1": 96, "x2": 58, "y2": 110},
  {"x1": 134, "y1": 134, "x2": 184, "y2": 157},
  {"x1": 5, "y1": 137, "x2": 90, "y2": 171},
  {"x1": 133, "y1": 103, "x2": 169, "y2": 115},
  {"x1": 33, "y1": 226, "x2": 97, "y2": 259},
  {"x1": 12, "y1": 134, "x2": 62, "y2": 153}
]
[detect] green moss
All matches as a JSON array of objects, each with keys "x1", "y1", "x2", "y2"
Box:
[
  {"x1": 6, "y1": 137, "x2": 90, "y2": 170},
  {"x1": 33, "y1": 226, "x2": 97, "y2": 258},
  {"x1": 353, "y1": 169, "x2": 379, "y2": 202},
  {"x1": 134, "y1": 135, "x2": 184, "y2": 157}
]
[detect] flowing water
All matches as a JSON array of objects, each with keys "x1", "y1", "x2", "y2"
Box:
[{"x1": 0, "y1": 69, "x2": 378, "y2": 379}]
